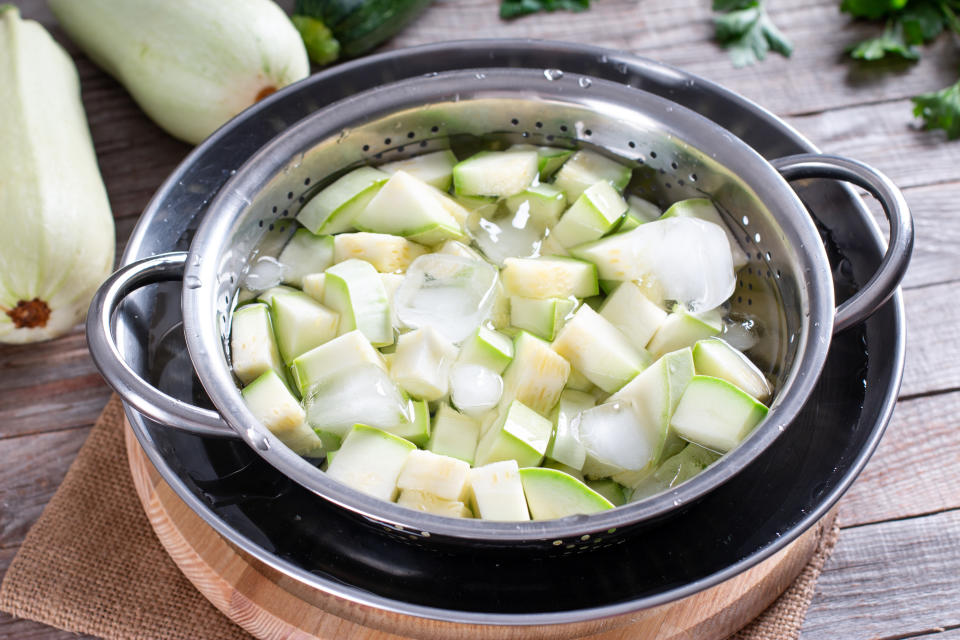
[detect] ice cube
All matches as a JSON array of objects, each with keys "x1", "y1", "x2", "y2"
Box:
[
  {"x1": 394, "y1": 254, "x2": 499, "y2": 343},
  {"x1": 304, "y1": 363, "x2": 411, "y2": 437},
  {"x1": 468, "y1": 205, "x2": 544, "y2": 266},
  {"x1": 722, "y1": 316, "x2": 759, "y2": 352},
  {"x1": 616, "y1": 217, "x2": 735, "y2": 312},
  {"x1": 449, "y1": 364, "x2": 503, "y2": 416},
  {"x1": 243, "y1": 256, "x2": 285, "y2": 291},
  {"x1": 575, "y1": 402, "x2": 659, "y2": 473}
]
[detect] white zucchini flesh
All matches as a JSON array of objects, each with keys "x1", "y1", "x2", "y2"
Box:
[
  {"x1": 468, "y1": 460, "x2": 530, "y2": 521},
  {"x1": 397, "y1": 490, "x2": 473, "y2": 518},
  {"x1": 396, "y1": 449, "x2": 471, "y2": 501},
  {"x1": 229, "y1": 303, "x2": 285, "y2": 385},
  {"x1": 456, "y1": 326, "x2": 514, "y2": 374},
  {"x1": 551, "y1": 305, "x2": 651, "y2": 393},
  {"x1": 427, "y1": 404, "x2": 481, "y2": 464},
  {"x1": 692, "y1": 338, "x2": 772, "y2": 402},
  {"x1": 647, "y1": 307, "x2": 723, "y2": 358},
  {"x1": 241, "y1": 370, "x2": 324, "y2": 457},
  {"x1": 499, "y1": 331, "x2": 571, "y2": 416},
  {"x1": 47, "y1": 0, "x2": 309, "y2": 145},
  {"x1": 356, "y1": 171, "x2": 465, "y2": 244},
  {"x1": 0, "y1": 7, "x2": 114, "y2": 344},
  {"x1": 500, "y1": 256, "x2": 598, "y2": 299},
  {"x1": 333, "y1": 232, "x2": 429, "y2": 274},
  {"x1": 389, "y1": 326, "x2": 459, "y2": 401},
  {"x1": 547, "y1": 390, "x2": 594, "y2": 470},
  {"x1": 269, "y1": 291, "x2": 340, "y2": 364},
  {"x1": 550, "y1": 180, "x2": 628, "y2": 248},
  {"x1": 380, "y1": 150, "x2": 457, "y2": 191},
  {"x1": 326, "y1": 425, "x2": 416, "y2": 502},
  {"x1": 453, "y1": 150, "x2": 539, "y2": 198},
  {"x1": 552, "y1": 150, "x2": 632, "y2": 201},
  {"x1": 290, "y1": 329, "x2": 386, "y2": 397},
  {"x1": 598, "y1": 281, "x2": 668, "y2": 351}
]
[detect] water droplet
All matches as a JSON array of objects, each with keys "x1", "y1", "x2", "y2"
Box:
[
  {"x1": 600, "y1": 55, "x2": 609, "y2": 63},
  {"x1": 616, "y1": 63, "x2": 628, "y2": 74},
  {"x1": 672, "y1": 498, "x2": 683, "y2": 506},
  {"x1": 543, "y1": 68, "x2": 564, "y2": 81},
  {"x1": 254, "y1": 437, "x2": 270, "y2": 451},
  {"x1": 474, "y1": 72, "x2": 486, "y2": 80},
  {"x1": 184, "y1": 275, "x2": 202, "y2": 289},
  {"x1": 578, "y1": 77, "x2": 592, "y2": 88},
  {"x1": 191, "y1": 254, "x2": 201, "y2": 267}
]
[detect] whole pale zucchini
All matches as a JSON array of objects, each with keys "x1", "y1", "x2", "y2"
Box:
[
  {"x1": 48, "y1": 0, "x2": 310, "y2": 145},
  {"x1": 0, "y1": 6, "x2": 115, "y2": 344}
]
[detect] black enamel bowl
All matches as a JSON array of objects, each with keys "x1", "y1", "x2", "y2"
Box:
[{"x1": 104, "y1": 41, "x2": 903, "y2": 631}]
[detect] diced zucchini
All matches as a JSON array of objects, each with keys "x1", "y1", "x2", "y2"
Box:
[
  {"x1": 474, "y1": 399, "x2": 553, "y2": 468},
  {"x1": 323, "y1": 259, "x2": 393, "y2": 347},
  {"x1": 509, "y1": 144, "x2": 574, "y2": 179},
  {"x1": 547, "y1": 389, "x2": 594, "y2": 470},
  {"x1": 456, "y1": 326, "x2": 514, "y2": 374},
  {"x1": 397, "y1": 489, "x2": 473, "y2": 518},
  {"x1": 269, "y1": 290, "x2": 339, "y2": 364},
  {"x1": 355, "y1": 171, "x2": 465, "y2": 245},
  {"x1": 256, "y1": 284, "x2": 299, "y2": 305},
  {"x1": 389, "y1": 326, "x2": 458, "y2": 401},
  {"x1": 499, "y1": 331, "x2": 571, "y2": 416},
  {"x1": 670, "y1": 376, "x2": 769, "y2": 453},
  {"x1": 241, "y1": 369, "x2": 305, "y2": 433},
  {"x1": 503, "y1": 183, "x2": 567, "y2": 228},
  {"x1": 333, "y1": 232, "x2": 429, "y2": 273},
  {"x1": 427, "y1": 403, "x2": 481, "y2": 464},
  {"x1": 692, "y1": 338, "x2": 772, "y2": 402},
  {"x1": 230, "y1": 303, "x2": 285, "y2": 385},
  {"x1": 552, "y1": 150, "x2": 632, "y2": 201},
  {"x1": 380, "y1": 150, "x2": 457, "y2": 191},
  {"x1": 549, "y1": 180, "x2": 628, "y2": 248},
  {"x1": 647, "y1": 307, "x2": 722, "y2": 357},
  {"x1": 539, "y1": 232, "x2": 570, "y2": 257},
  {"x1": 661, "y1": 198, "x2": 748, "y2": 268},
  {"x1": 586, "y1": 478, "x2": 628, "y2": 507},
  {"x1": 551, "y1": 305, "x2": 650, "y2": 393},
  {"x1": 519, "y1": 467, "x2": 614, "y2": 520},
  {"x1": 290, "y1": 329, "x2": 385, "y2": 396},
  {"x1": 301, "y1": 273, "x2": 326, "y2": 302},
  {"x1": 380, "y1": 399, "x2": 431, "y2": 447},
  {"x1": 543, "y1": 459, "x2": 586, "y2": 482},
  {"x1": 437, "y1": 239, "x2": 483, "y2": 260},
  {"x1": 501, "y1": 256, "x2": 598, "y2": 299},
  {"x1": 598, "y1": 281, "x2": 667, "y2": 351},
  {"x1": 630, "y1": 443, "x2": 721, "y2": 501},
  {"x1": 297, "y1": 166, "x2": 389, "y2": 234},
  {"x1": 277, "y1": 229, "x2": 334, "y2": 287},
  {"x1": 627, "y1": 195, "x2": 662, "y2": 222},
  {"x1": 509, "y1": 295, "x2": 577, "y2": 341},
  {"x1": 453, "y1": 150, "x2": 539, "y2": 198},
  {"x1": 397, "y1": 449, "x2": 471, "y2": 501},
  {"x1": 325, "y1": 424, "x2": 416, "y2": 501},
  {"x1": 468, "y1": 460, "x2": 530, "y2": 521},
  {"x1": 565, "y1": 368, "x2": 595, "y2": 392}
]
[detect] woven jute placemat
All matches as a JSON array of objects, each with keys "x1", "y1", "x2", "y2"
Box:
[{"x1": 0, "y1": 396, "x2": 840, "y2": 640}]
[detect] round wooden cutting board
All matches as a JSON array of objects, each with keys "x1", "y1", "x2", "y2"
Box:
[{"x1": 125, "y1": 421, "x2": 832, "y2": 640}]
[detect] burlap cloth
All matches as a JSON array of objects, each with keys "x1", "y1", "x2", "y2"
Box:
[{"x1": 0, "y1": 396, "x2": 840, "y2": 640}]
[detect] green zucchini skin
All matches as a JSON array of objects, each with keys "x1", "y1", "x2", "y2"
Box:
[{"x1": 294, "y1": 0, "x2": 434, "y2": 61}]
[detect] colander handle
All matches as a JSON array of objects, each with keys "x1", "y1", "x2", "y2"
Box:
[
  {"x1": 86, "y1": 252, "x2": 237, "y2": 438},
  {"x1": 772, "y1": 154, "x2": 914, "y2": 333}
]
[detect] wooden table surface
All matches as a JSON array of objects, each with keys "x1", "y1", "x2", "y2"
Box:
[{"x1": 2, "y1": 1, "x2": 959, "y2": 638}]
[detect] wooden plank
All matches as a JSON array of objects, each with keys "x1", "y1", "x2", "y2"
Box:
[
  {"x1": 899, "y1": 182, "x2": 960, "y2": 290},
  {"x1": 800, "y1": 509, "x2": 960, "y2": 640},
  {"x1": 390, "y1": 0, "x2": 960, "y2": 118},
  {"x1": 0, "y1": 429, "x2": 90, "y2": 548},
  {"x1": 901, "y1": 281, "x2": 960, "y2": 398},
  {"x1": 837, "y1": 391, "x2": 960, "y2": 528},
  {"x1": 785, "y1": 101, "x2": 960, "y2": 192},
  {"x1": 0, "y1": 333, "x2": 110, "y2": 438}
]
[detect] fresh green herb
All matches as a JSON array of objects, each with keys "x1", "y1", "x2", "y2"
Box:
[
  {"x1": 712, "y1": 0, "x2": 793, "y2": 67},
  {"x1": 841, "y1": 0, "x2": 960, "y2": 138},
  {"x1": 499, "y1": 0, "x2": 590, "y2": 19},
  {"x1": 912, "y1": 78, "x2": 960, "y2": 139}
]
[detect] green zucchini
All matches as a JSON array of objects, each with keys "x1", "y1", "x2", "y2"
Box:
[{"x1": 293, "y1": 0, "x2": 434, "y2": 65}]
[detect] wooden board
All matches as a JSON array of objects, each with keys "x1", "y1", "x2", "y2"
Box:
[{"x1": 125, "y1": 421, "x2": 832, "y2": 640}]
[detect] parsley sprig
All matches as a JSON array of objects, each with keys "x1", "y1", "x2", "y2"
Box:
[
  {"x1": 843, "y1": 0, "x2": 960, "y2": 139},
  {"x1": 712, "y1": 0, "x2": 794, "y2": 67},
  {"x1": 499, "y1": 0, "x2": 589, "y2": 19}
]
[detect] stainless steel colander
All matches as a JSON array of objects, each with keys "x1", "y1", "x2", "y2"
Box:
[{"x1": 87, "y1": 67, "x2": 911, "y2": 547}]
